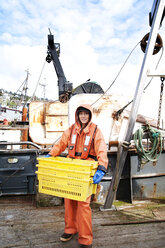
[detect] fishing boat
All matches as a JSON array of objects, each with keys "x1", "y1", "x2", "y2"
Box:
[
  {"x1": 0, "y1": 1, "x2": 165, "y2": 247},
  {"x1": 1, "y1": 0, "x2": 165, "y2": 203}
]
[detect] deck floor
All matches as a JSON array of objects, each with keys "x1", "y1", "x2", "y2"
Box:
[{"x1": 0, "y1": 196, "x2": 165, "y2": 248}]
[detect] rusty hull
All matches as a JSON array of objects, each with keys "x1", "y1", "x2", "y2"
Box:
[{"x1": 29, "y1": 101, "x2": 68, "y2": 145}]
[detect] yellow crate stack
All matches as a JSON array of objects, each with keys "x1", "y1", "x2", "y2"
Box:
[{"x1": 36, "y1": 156, "x2": 98, "y2": 201}]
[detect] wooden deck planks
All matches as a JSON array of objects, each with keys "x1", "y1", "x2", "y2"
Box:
[{"x1": 0, "y1": 197, "x2": 165, "y2": 248}]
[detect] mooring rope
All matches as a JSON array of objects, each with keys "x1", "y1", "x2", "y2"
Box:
[{"x1": 134, "y1": 124, "x2": 162, "y2": 164}]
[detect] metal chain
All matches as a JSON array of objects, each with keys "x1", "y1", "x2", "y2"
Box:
[{"x1": 157, "y1": 77, "x2": 165, "y2": 129}]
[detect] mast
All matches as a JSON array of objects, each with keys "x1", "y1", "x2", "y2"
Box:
[{"x1": 22, "y1": 69, "x2": 30, "y2": 122}]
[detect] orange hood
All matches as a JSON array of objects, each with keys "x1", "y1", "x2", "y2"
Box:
[{"x1": 75, "y1": 104, "x2": 93, "y2": 125}]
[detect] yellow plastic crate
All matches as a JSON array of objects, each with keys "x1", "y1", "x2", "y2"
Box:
[
  {"x1": 37, "y1": 156, "x2": 98, "y2": 176},
  {"x1": 36, "y1": 171, "x2": 97, "y2": 201},
  {"x1": 36, "y1": 156, "x2": 98, "y2": 201},
  {"x1": 36, "y1": 164, "x2": 93, "y2": 180}
]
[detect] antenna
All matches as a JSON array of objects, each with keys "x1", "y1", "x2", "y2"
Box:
[{"x1": 39, "y1": 78, "x2": 47, "y2": 101}]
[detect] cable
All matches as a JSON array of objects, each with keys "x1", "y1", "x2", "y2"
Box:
[
  {"x1": 92, "y1": 39, "x2": 164, "y2": 108},
  {"x1": 91, "y1": 41, "x2": 141, "y2": 106},
  {"x1": 114, "y1": 46, "x2": 164, "y2": 117},
  {"x1": 31, "y1": 60, "x2": 46, "y2": 101}
]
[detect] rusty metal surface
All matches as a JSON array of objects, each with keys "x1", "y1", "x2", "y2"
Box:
[
  {"x1": 132, "y1": 177, "x2": 165, "y2": 199},
  {"x1": 103, "y1": 151, "x2": 165, "y2": 202},
  {"x1": 130, "y1": 153, "x2": 165, "y2": 199},
  {"x1": 0, "y1": 126, "x2": 29, "y2": 130},
  {"x1": 29, "y1": 96, "x2": 160, "y2": 149},
  {"x1": 45, "y1": 116, "x2": 68, "y2": 132},
  {"x1": 29, "y1": 101, "x2": 68, "y2": 145}
]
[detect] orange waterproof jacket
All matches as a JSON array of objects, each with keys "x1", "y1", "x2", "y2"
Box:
[
  {"x1": 49, "y1": 104, "x2": 108, "y2": 171},
  {"x1": 68, "y1": 122, "x2": 97, "y2": 160}
]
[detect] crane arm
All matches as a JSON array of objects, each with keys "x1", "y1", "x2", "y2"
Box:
[{"x1": 46, "y1": 32, "x2": 72, "y2": 103}]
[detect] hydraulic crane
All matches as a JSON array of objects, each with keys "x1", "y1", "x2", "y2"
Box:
[
  {"x1": 46, "y1": 29, "x2": 73, "y2": 103},
  {"x1": 46, "y1": 29, "x2": 104, "y2": 102}
]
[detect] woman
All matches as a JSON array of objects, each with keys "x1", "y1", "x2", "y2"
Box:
[{"x1": 48, "y1": 104, "x2": 108, "y2": 248}]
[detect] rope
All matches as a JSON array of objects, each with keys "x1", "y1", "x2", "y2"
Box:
[{"x1": 134, "y1": 124, "x2": 162, "y2": 164}]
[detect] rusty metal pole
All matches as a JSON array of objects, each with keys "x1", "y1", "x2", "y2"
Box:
[
  {"x1": 21, "y1": 107, "x2": 28, "y2": 148},
  {"x1": 102, "y1": 0, "x2": 165, "y2": 210}
]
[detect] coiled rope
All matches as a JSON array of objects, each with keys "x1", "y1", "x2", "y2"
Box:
[{"x1": 134, "y1": 124, "x2": 162, "y2": 164}]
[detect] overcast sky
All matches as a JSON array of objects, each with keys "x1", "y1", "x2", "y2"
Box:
[{"x1": 0, "y1": 0, "x2": 165, "y2": 108}]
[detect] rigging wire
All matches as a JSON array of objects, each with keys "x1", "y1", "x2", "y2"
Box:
[
  {"x1": 14, "y1": 70, "x2": 29, "y2": 95},
  {"x1": 113, "y1": 45, "x2": 164, "y2": 118},
  {"x1": 91, "y1": 40, "x2": 164, "y2": 108},
  {"x1": 91, "y1": 41, "x2": 141, "y2": 106},
  {"x1": 31, "y1": 60, "x2": 46, "y2": 101},
  {"x1": 9, "y1": 70, "x2": 30, "y2": 105}
]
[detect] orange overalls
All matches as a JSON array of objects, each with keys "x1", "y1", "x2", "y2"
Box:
[{"x1": 50, "y1": 104, "x2": 108, "y2": 245}]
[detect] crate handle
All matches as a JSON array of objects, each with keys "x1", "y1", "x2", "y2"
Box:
[{"x1": 36, "y1": 164, "x2": 92, "y2": 175}]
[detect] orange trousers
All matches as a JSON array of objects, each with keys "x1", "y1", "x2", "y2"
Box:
[{"x1": 64, "y1": 196, "x2": 92, "y2": 245}]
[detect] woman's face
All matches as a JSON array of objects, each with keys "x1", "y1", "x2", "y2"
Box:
[{"x1": 79, "y1": 111, "x2": 90, "y2": 125}]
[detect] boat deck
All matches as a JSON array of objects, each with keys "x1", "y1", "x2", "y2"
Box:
[{"x1": 0, "y1": 196, "x2": 165, "y2": 248}]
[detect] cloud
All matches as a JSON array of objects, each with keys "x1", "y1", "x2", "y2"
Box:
[{"x1": 0, "y1": 0, "x2": 164, "y2": 106}]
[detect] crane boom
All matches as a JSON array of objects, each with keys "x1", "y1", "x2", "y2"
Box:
[{"x1": 46, "y1": 33, "x2": 72, "y2": 103}]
